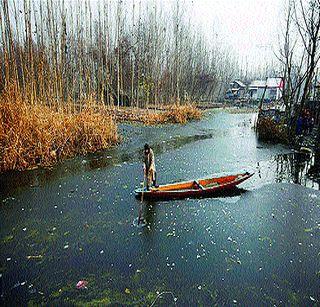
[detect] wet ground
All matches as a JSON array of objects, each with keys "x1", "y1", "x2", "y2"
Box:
[{"x1": 0, "y1": 111, "x2": 319, "y2": 306}]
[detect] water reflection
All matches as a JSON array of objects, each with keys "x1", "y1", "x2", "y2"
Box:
[
  {"x1": 273, "y1": 152, "x2": 320, "y2": 190},
  {"x1": 0, "y1": 133, "x2": 215, "y2": 199},
  {"x1": 143, "y1": 203, "x2": 158, "y2": 229}
]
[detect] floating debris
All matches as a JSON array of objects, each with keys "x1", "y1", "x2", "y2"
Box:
[
  {"x1": 2, "y1": 197, "x2": 15, "y2": 203},
  {"x1": 2, "y1": 235, "x2": 14, "y2": 243},
  {"x1": 166, "y1": 232, "x2": 175, "y2": 237},
  {"x1": 76, "y1": 280, "x2": 88, "y2": 289},
  {"x1": 27, "y1": 255, "x2": 43, "y2": 260}
]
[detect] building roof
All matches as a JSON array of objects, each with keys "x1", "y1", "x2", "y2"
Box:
[
  {"x1": 249, "y1": 77, "x2": 282, "y2": 89},
  {"x1": 249, "y1": 80, "x2": 266, "y2": 88},
  {"x1": 234, "y1": 80, "x2": 246, "y2": 88},
  {"x1": 266, "y1": 77, "x2": 282, "y2": 88}
]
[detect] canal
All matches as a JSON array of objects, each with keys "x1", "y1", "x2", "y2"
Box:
[{"x1": 0, "y1": 111, "x2": 319, "y2": 305}]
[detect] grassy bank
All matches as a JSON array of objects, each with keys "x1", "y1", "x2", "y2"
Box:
[
  {"x1": 0, "y1": 87, "x2": 202, "y2": 172},
  {"x1": 105, "y1": 104, "x2": 202, "y2": 125},
  {"x1": 0, "y1": 93, "x2": 118, "y2": 172},
  {"x1": 256, "y1": 117, "x2": 289, "y2": 143}
]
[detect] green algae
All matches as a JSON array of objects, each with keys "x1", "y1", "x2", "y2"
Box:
[
  {"x1": 76, "y1": 296, "x2": 111, "y2": 306},
  {"x1": 2, "y1": 234, "x2": 14, "y2": 243},
  {"x1": 258, "y1": 236, "x2": 273, "y2": 247},
  {"x1": 288, "y1": 291, "x2": 300, "y2": 305}
]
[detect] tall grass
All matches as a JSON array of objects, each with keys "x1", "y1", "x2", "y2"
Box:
[
  {"x1": 256, "y1": 117, "x2": 288, "y2": 143},
  {"x1": 102, "y1": 104, "x2": 202, "y2": 124},
  {"x1": 0, "y1": 0, "x2": 210, "y2": 172},
  {"x1": 0, "y1": 84, "x2": 117, "y2": 172},
  {"x1": 145, "y1": 104, "x2": 202, "y2": 125}
]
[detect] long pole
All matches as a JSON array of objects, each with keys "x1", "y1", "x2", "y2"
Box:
[{"x1": 138, "y1": 174, "x2": 145, "y2": 225}]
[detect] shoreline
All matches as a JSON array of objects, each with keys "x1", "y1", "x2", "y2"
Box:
[
  {"x1": 0, "y1": 103, "x2": 258, "y2": 174},
  {"x1": 0, "y1": 103, "x2": 202, "y2": 173}
]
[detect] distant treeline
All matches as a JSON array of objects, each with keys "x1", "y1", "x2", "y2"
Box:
[{"x1": 0, "y1": 0, "x2": 238, "y2": 108}]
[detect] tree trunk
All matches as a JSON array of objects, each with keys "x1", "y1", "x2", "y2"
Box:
[{"x1": 314, "y1": 123, "x2": 320, "y2": 170}]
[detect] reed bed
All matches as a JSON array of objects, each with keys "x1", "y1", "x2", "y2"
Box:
[
  {"x1": 0, "y1": 88, "x2": 201, "y2": 172},
  {"x1": 256, "y1": 117, "x2": 288, "y2": 143},
  {"x1": 0, "y1": 90, "x2": 117, "y2": 172},
  {"x1": 145, "y1": 104, "x2": 202, "y2": 125},
  {"x1": 101, "y1": 104, "x2": 202, "y2": 124}
]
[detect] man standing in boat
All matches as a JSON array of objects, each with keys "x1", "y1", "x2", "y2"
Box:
[{"x1": 143, "y1": 143, "x2": 156, "y2": 190}]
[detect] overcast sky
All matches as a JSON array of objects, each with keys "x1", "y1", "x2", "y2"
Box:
[{"x1": 187, "y1": 0, "x2": 285, "y2": 72}]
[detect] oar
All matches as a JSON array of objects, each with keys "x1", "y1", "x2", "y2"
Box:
[{"x1": 138, "y1": 175, "x2": 145, "y2": 225}]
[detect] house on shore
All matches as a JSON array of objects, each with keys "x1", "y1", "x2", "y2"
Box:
[
  {"x1": 248, "y1": 77, "x2": 283, "y2": 102},
  {"x1": 225, "y1": 80, "x2": 246, "y2": 100}
]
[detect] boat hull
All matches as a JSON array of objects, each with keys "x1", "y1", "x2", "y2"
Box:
[{"x1": 135, "y1": 172, "x2": 253, "y2": 201}]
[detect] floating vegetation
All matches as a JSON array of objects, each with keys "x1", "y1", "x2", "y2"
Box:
[
  {"x1": 258, "y1": 236, "x2": 273, "y2": 247},
  {"x1": 144, "y1": 105, "x2": 202, "y2": 125},
  {"x1": 225, "y1": 256, "x2": 242, "y2": 268},
  {"x1": 2, "y1": 234, "x2": 14, "y2": 243},
  {"x1": 27, "y1": 255, "x2": 43, "y2": 261},
  {"x1": 103, "y1": 104, "x2": 202, "y2": 125},
  {"x1": 76, "y1": 296, "x2": 111, "y2": 306},
  {"x1": 303, "y1": 224, "x2": 320, "y2": 233}
]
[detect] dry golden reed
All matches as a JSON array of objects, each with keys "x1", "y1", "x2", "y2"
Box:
[
  {"x1": 256, "y1": 117, "x2": 288, "y2": 143},
  {"x1": 101, "y1": 104, "x2": 202, "y2": 125},
  {"x1": 0, "y1": 88, "x2": 118, "y2": 172},
  {"x1": 144, "y1": 104, "x2": 202, "y2": 125},
  {"x1": 112, "y1": 104, "x2": 202, "y2": 124},
  {"x1": 0, "y1": 82, "x2": 201, "y2": 172}
]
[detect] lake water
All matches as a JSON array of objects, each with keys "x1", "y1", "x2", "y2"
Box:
[{"x1": 1, "y1": 111, "x2": 319, "y2": 306}]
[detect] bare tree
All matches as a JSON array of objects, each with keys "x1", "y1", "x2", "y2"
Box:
[
  {"x1": 0, "y1": 0, "x2": 240, "y2": 108},
  {"x1": 292, "y1": 0, "x2": 320, "y2": 136}
]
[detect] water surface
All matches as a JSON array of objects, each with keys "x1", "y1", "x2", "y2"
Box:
[{"x1": 1, "y1": 111, "x2": 319, "y2": 306}]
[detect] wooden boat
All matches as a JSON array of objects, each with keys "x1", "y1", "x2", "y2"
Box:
[{"x1": 135, "y1": 172, "x2": 254, "y2": 200}]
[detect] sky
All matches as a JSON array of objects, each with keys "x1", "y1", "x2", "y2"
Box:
[{"x1": 187, "y1": 0, "x2": 286, "y2": 73}]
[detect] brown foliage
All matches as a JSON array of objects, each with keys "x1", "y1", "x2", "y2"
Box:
[
  {"x1": 144, "y1": 104, "x2": 202, "y2": 125},
  {"x1": 101, "y1": 104, "x2": 202, "y2": 125},
  {"x1": 0, "y1": 88, "x2": 118, "y2": 172},
  {"x1": 256, "y1": 117, "x2": 288, "y2": 143},
  {"x1": 0, "y1": 83, "x2": 200, "y2": 172}
]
